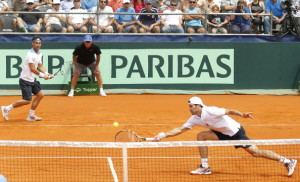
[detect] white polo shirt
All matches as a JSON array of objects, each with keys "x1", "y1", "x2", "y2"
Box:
[
  {"x1": 90, "y1": 6, "x2": 114, "y2": 26},
  {"x1": 161, "y1": 9, "x2": 183, "y2": 25},
  {"x1": 69, "y1": 8, "x2": 89, "y2": 24},
  {"x1": 20, "y1": 48, "x2": 43, "y2": 82},
  {"x1": 183, "y1": 106, "x2": 241, "y2": 136},
  {"x1": 45, "y1": 9, "x2": 66, "y2": 25}
]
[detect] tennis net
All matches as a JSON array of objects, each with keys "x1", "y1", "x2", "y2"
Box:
[{"x1": 0, "y1": 139, "x2": 299, "y2": 182}]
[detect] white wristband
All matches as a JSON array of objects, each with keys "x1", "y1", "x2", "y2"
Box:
[
  {"x1": 39, "y1": 72, "x2": 45, "y2": 77},
  {"x1": 45, "y1": 72, "x2": 49, "y2": 76},
  {"x1": 157, "y1": 132, "x2": 166, "y2": 139}
]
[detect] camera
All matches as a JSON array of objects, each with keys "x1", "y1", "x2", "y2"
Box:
[{"x1": 237, "y1": 5, "x2": 243, "y2": 11}]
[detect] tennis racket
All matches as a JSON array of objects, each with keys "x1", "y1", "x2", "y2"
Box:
[
  {"x1": 114, "y1": 130, "x2": 154, "y2": 142},
  {"x1": 52, "y1": 61, "x2": 90, "y2": 77}
]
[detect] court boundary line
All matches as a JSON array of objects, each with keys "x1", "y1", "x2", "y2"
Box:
[{"x1": 107, "y1": 157, "x2": 119, "y2": 182}]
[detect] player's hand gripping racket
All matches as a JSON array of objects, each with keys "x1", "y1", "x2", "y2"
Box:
[{"x1": 114, "y1": 130, "x2": 154, "y2": 142}]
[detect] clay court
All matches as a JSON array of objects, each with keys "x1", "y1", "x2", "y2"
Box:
[{"x1": 0, "y1": 94, "x2": 299, "y2": 181}]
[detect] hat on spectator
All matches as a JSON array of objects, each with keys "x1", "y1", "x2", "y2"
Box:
[
  {"x1": 188, "y1": 97, "x2": 205, "y2": 106},
  {"x1": 83, "y1": 35, "x2": 93, "y2": 42},
  {"x1": 123, "y1": 0, "x2": 130, "y2": 3},
  {"x1": 145, "y1": 0, "x2": 152, "y2": 4},
  {"x1": 53, "y1": 0, "x2": 61, "y2": 4},
  {"x1": 26, "y1": 0, "x2": 34, "y2": 3}
]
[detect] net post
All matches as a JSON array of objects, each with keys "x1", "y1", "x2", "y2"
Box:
[{"x1": 122, "y1": 146, "x2": 128, "y2": 182}]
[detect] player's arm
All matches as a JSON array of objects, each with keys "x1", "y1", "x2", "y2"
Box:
[
  {"x1": 153, "y1": 126, "x2": 190, "y2": 141},
  {"x1": 225, "y1": 109, "x2": 253, "y2": 119},
  {"x1": 30, "y1": 63, "x2": 48, "y2": 79}
]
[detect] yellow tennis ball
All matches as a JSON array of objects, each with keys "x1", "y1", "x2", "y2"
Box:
[{"x1": 113, "y1": 122, "x2": 119, "y2": 127}]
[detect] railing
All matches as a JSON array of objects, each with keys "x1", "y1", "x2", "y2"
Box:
[{"x1": 0, "y1": 10, "x2": 275, "y2": 36}]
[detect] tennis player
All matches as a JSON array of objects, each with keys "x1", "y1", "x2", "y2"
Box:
[
  {"x1": 1, "y1": 35, "x2": 53, "y2": 121},
  {"x1": 153, "y1": 96, "x2": 297, "y2": 176},
  {"x1": 68, "y1": 35, "x2": 106, "y2": 97}
]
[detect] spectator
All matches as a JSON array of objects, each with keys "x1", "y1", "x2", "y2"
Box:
[
  {"x1": 198, "y1": 0, "x2": 218, "y2": 13},
  {"x1": 61, "y1": 0, "x2": 74, "y2": 12},
  {"x1": 0, "y1": 0, "x2": 9, "y2": 14},
  {"x1": 152, "y1": 0, "x2": 169, "y2": 13},
  {"x1": 108, "y1": 0, "x2": 123, "y2": 12},
  {"x1": 179, "y1": 0, "x2": 189, "y2": 11},
  {"x1": 81, "y1": 0, "x2": 97, "y2": 12},
  {"x1": 114, "y1": 0, "x2": 137, "y2": 33},
  {"x1": 220, "y1": 0, "x2": 238, "y2": 21},
  {"x1": 12, "y1": 0, "x2": 26, "y2": 11},
  {"x1": 207, "y1": 4, "x2": 228, "y2": 33},
  {"x1": 131, "y1": 0, "x2": 145, "y2": 14},
  {"x1": 248, "y1": 0, "x2": 264, "y2": 33},
  {"x1": 67, "y1": 0, "x2": 89, "y2": 33},
  {"x1": 18, "y1": 0, "x2": 43, "y2": 32},
  {"x1": 263, "y1": 0, "x2": 285, "y2": 34},
  {"x1": 3, "y1": 0, "x2": 13, "y2": 10},
  {"x1": 230, "y1": 0, "x2": 251, "y2": 33},
  {"x1": 89, "y1": 0, "x2": 114, "y2": 33},
  {"x1": 184, "y1": 0, "x2": 205, "y2": 33},
  {"x1": 161, "y1": 0, "x2": 184, "y2": 33},
  {"x1": 44, "y1": 0, "x2": 67, "y2": 33},
  {"x1": 136, "y1": 0, "x2": 161, "y2": 33},
  {"x1": 32, "y1": 0, "x2": 47, "y2": 9}
]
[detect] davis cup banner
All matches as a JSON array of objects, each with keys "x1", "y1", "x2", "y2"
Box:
[{"x1": 0, "y1": 49, "x2": 234, "y2": 85}]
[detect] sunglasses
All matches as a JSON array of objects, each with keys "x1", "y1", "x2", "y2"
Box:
[
  {"x1": 74, "y1": 0, "x2": 81, "y2": 2},
  {"x1": 27, "y1": 3, "x2": 34, "y2": 5},
  {"x1": 54, "y1": 4, "x2": 60, "y2": 5},
  {"x1": 189, "y1": 1, "x2": 196, "y2": 3},
  {"x1": 212, "y1": 8, "x2": 219, "y2": 11},
  {"x1": 100, "y1": 1, "x2": 106, "y2": 2},
  {"x1": 170, "y1": 4, "x2": 177, "y2": 6}
]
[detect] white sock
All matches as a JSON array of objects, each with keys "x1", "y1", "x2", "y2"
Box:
[
  {"x1": 70, "y1": 89, "x2": 74, "y2": 92},
  {"x1": 279, "y1": 156, "x2": 291, "y2": 164},
  {"x1": 29, "y1": 109, "x2": 35, "y2": 116},
  {"x1": 7, "y1": 104, "x2": 14, "y2": 110},
  {"x1": 100, "y1": 88, "x2": 104, "y2": 92},
  {"x1": 201, "y1": 158, "x2": 209, "y2": 168}
]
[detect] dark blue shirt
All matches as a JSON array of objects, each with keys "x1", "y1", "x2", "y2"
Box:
[
  {"x1": 232, "y1": 7, "x2": 251, "y2": 26},
  {"x1": 138, "y1": 8, "x2": 160, "y2": 26}
]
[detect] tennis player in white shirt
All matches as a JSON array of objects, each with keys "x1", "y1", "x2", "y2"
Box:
[
  {"x1": 1, "y1": 35, "x2": 53, "y2": 122},
  {"x1": 153, "y1": 96, "x2": 297, "y2": 176}
]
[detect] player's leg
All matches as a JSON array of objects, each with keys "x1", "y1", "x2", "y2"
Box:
[
  {"x1": 244, "y1": 145, "x2": 297, "y2": 176},
  {"x1": 89, "y1": 63, "x2": 106, "y2": 96},
  {"x1": 26, "y1": 80, "x2": 43, "y2": 121},
  {"x1": 190, "y1": 130, "x2": 218, "y2": 175}
]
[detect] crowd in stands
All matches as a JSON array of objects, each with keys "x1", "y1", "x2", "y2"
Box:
[{"x1": 0, "y1": 0, "x2": 295, "y2": 34}]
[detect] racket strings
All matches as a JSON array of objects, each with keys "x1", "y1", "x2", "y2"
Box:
[{"x1": 115, "y1": 131, "x2": 139, "y2": 142}]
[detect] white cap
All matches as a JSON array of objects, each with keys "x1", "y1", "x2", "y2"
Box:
[
  {"x1": 188, "y1": 96, "x2": 205, "y2": 106},
  {"x1": 26, "y1": 0, "x2": 34, "y2": 3},
  {"x1": 53, "y1": 0, "x2": 61, "y2": 4},
  {"x1": 123, "y1": 0, "x2": 130, "y2": 3}
]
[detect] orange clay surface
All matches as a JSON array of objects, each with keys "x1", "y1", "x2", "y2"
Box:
[{"x1": 0, "y1": 94, "x2": 299, "y2": 182}]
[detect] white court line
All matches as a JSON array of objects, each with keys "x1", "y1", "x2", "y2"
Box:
[
  {"x1": 107, "y1": 157, "x2": 119, "y2": 182},
  {"x1": 0, "y1": 123, "x2": 300, "y2": 127}
]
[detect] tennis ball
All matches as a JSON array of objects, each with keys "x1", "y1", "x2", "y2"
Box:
[{"x1": 113, "y1": 122, "x2": 119, "y2": 127}]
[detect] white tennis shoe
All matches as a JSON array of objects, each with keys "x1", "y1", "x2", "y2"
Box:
[
  {"x1": 68, "y1": 90, "x2": 74, "y2": 97},
  {"x1": 286, "y1": 159, "x2": 297, "y2": 176},
  {"x1": 100, "y1": 90, "x2": 106, "y2": 96},
  {"x1": 1, "y1": 106, "x2": 10, "y2": 121},
  {"x1": 190, "y1": 165, "x2": 212, "y2": 175},
  {"x1": 26, "y1": 115, "x2": 42, "y2": 121}
]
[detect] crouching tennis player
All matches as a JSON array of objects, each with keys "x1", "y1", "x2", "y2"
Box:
[{"x1": 153, "y1": 96, "x2": 297, "y2": 176}]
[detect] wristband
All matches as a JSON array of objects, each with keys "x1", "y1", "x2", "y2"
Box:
[
  {"x1": 157, "y1": 132, "x2": 166, "y2": 139},
  {"x1": 39, "y1": 72, "x2": 45, "y2": 77},
  {"x1": 45, "y1": 72, "x2": 49, "y2": 76}
]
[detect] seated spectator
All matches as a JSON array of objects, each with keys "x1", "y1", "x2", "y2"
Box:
[
  {"x1": 131, "y1": 0, "x2": 145, "y2": 14},
  {"x1": 108, "y1": 0, "x2": 123, "y2": 12},
  {"x1": 263, "y1": 0, "x2": 285, "y2": 34},
  {"x1": 32, "y1": 0, "x2": 47, "y2": 9},
  {"x1": 61, "y1": 0, "x2": 74, "y2": 12},
  {"x1": 81, "y1": 0, "x2": 97, "y2": 12},
  {"x1": 44, "y1": 0, "x2": 67, "y2": 33},
  {"x1": 0, "y1": 0, "x2": 9, "y2": 14},
  {"x1": 221, "y1": 0, "x2": 238, "y2": 21},
  {"x1": 161, "y1": 0, "x2": 184, "y2": 33},
  {"x1": 184, "y1": 0, "x2": 205, "y2": 33},
  {"x1": 248, "y1": 0, "x2": 264, "y2": 33},
  {"x1": 17, "y1": 0, "x2": 43, "y2": 32},
  {"x1": 136, "y1": 0, "x2": 160, "y2": 33},
  {"x1": 198, "y1": 0, "x2": 218, "y2": 13},
  {"x1": 207, "y1": 4, "x2": 228, "y2": 33},
  {"x1": 230, "y1": 0, "x2": 251, "y2": 33},
  {"x1": 179, "y1": 0, "x2": 189, "y2": 11},
  {"x1": 114, "y1": 0, "x2": 137, "y2": 33},
  {"x1": 152, "y1": 0, "x2": 169, "y2": 13},
  {"x1": 3, "y1": 0, "x2": 13, "y2": 10},
  {"x1": 12, "y1": 0, "x2": 26, "y2": 12},
  {"x1": 89, "y1": 0, "x2": 114, "y2": 33},
  {"x1": 67, "y1": 0, "x2": 89, "y2": 33}
]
